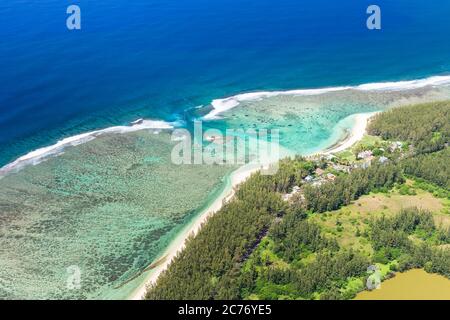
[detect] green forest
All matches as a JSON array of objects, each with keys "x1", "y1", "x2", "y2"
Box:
[
  {"x1": 146, "y1": 100, "x2": 450, "y2": 300},
  {"x1": 402, "y1": 148, "x2": 450, "y2": 189},
  {"x1": 367, "y1": 100, "x2": 449, "y2": 154}
]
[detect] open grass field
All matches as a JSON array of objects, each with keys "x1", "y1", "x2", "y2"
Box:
[
  {"x1": 309, "y1": 185, "x2": 449, "y2": 255},
  {"x1": 335, "y1": 134, "x2": 384, "y2": 163}
]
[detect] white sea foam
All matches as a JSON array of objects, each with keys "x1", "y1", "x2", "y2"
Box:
[
  {"x1": 0, "y1": 120, "x2": 174, "y2": 177},
  {"x1": 4, "y1": 75, "x2": 450, "y2": 177},
  {"x1": 204, "y1": 75, "x2": 450, "y2": 120}
]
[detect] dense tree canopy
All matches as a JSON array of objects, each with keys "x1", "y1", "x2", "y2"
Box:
[
  {"x1": 146, "y1": 159, "x2": 408, "y2": 299},
  {"x1": 370, "y1": 207, "x2": 450, "y2": 277},
  {"x1": 303, "y1": 163, "x2": 403, "y2": 212},
  {"x1": 146, "y1": 163, "x2": 294, "y2": 299},
  {"x1": 147, "y1": 101, "x2": 450, "y2": 300},
  {"x1": 402, "y1": 148, "x2": 450, "y2": 189},
  {"x1": 367, "y1": 101, "x2": 450, "y2": 154}
]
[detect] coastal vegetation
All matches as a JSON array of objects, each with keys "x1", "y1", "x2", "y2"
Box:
[
  {"x1": 146, "y1": 159, "x2": 404, "y2": 300},
  {"x1": 146, "y1": 101, "x2": 450, "y2": 300},
  {"x1": 146, "y1": 160, "x2": 296, "y2": 299},
  {"x1": 402, "y1": 148, "x2": 450, "y2": 189},
  {"x1": 302, "y1": 163, "x2": 403, "y2": 213},
  {"x1": 367, "y1": 100, "x2": 449, "y2": 154}
]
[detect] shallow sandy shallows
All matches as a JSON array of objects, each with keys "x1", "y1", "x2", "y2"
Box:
[
  {"x1": 128, "y1": 163, "x2": 260, "y2": 300},
  {"x1": 129, "y1": 112, "x2": 374, "y2": 300}
]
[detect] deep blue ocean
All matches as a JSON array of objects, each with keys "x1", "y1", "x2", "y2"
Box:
[{"x1": 1, "y1": 0, "x2": 450, "y2": 166}]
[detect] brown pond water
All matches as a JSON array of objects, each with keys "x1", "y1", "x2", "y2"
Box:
[{"x1": 355, "y1": 269, "x2": 450, "y2": 300}]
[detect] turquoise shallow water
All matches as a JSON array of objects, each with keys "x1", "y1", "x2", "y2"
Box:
[
  {"x1": 2, "y1": 0, "x2": 450, "y2": 167},
  {"x1": 201, "y1": 83, "x2": 450, "y2": 154},
  {"x1": 0, "y1": 130, "x2": 234, "y2": 299},
  {"x1": 1, "y1": 81, "x2": 450, "y2": 299},
  {"x1": 1, "y1": 0, "x2": 450, "y2": 299}
]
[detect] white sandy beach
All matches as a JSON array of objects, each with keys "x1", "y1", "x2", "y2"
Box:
[
  {"x1": 323, "y1": 112, "x2": 379, "y2": 155},
  {"x1": 128, "y1": 111, "x2": 375, "y2": 300},
  {"x1": 128, "y1": 162, "x2": 261, "y2": 300}
]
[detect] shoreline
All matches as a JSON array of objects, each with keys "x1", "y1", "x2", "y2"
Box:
[
  {"x1": 0, "y1": 120, "x2": 175, "y2": 178},
  {"x1": 322, "y1": 112, "x2": 379, "y2": 155},
  {"x1": 204, "y1": 75, "x2": 450, "y2": 119},
  {"x1": 3, "y1": 74, "x2": 449, "y2": 176},
  {"x1": 128, "y1": 111, "x2": 376, "y2": 300},
  {"x1": 128, "y1": 162, "x2": 261, "y2": 300}
]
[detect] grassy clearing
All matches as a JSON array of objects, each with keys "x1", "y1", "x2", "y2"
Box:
[
  {"x1": 309, "y1": 186, "x2": 447, "y2": 255},
  {"x1": 335, "y1": 134, "x2": 385, "y2": 163},
  {"x1": 356, "y1": 135, "x2": 384, "y2": 150},
  {"x1": 241, "y1": 178, "x2": 449, "y2": 300}
]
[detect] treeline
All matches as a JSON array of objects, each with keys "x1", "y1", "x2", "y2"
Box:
[
  {"x1": 146, "y1": 101, "x2": 450, "y2": 300},
  {"x1": 236, "y1": 207, "x2": 450, "y2": 300},
  {"x1": 254, "y1": 210, "x2": 368, "y2": 299},
  {"x1": 402, "y1": 148, "x2": 450, "y2": 189},
  {"x1": 145, "y1": 159, "x2": 311, "y2": 299},
  {"x1": 302, "y1": 163, "x2": 404, "y2": 212},
  {"x1": 262, "y1": 156, "x2": 315, "y2": 193},
  {"x1": 367, "y1": 100, "x2": 450, "y2": 154},
  {"x1": 270, "y1": 212, "x2": 338, "y2": 262},
  {"x1": 146, "y1": 160, "x2": 406, "y2": 299},
  {"x1": 254, "y1": 249, "x2": 370, "y2": 300},
  {"x1": 367, "y1": 100, "x2": 449, "y2": 188},
  {"x1": 202, "y1": 160, "x2": 407, "y2": 300},
  {"x1": 233, "y1": 205, "x2": 372, "y2": 300},
  {"x1": 370, "y1": 207, "x2": 450, "y2": 277}
]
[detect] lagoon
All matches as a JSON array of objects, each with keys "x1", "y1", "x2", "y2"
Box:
[{"x1": 355, "y1": 269, "x2": 450, "y2": 300}]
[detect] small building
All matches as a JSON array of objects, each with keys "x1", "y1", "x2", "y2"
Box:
[
  {"x1": 332, "y1": 164, "x2": 351, "y2": 173},
  {"x1": 315, "y1": 168, "x2": 325, "y2": 176},
  {"x1": 379, "y1": 156, "x2": 389, "y2": 164},
  {"x1": 357, "y1": 150, "x2": 373, "y2": 160},
  {"x1": 304, "y1": 175, "x2": 314, "y2": 182},
  {"x1": 326, "y1": 173, "x2": 336, "y2": 181}
]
